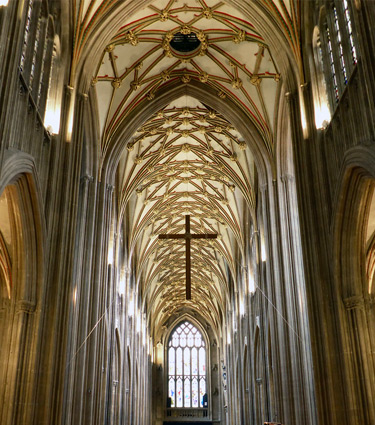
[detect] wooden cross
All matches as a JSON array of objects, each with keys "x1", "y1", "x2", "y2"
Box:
[{"x1": 158, "y1": 215, "x2": 217, "y2": 300}]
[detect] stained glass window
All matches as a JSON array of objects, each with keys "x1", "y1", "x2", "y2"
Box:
[
  {"x1": 167, "y1": 321, "x2": 206, "y2": 409},
  {"x1": 37, "y1": 31, "x2": 49, "y2": 104},
  {"x1": 20, "y1": 0, "x2": 34, "y2": 72},
  {"x1": 333, "y1": 6, "x2": 348, "y2": 84},
  {"x1": 343, "y1": 0, "x2": 358, "y2": 64},
  {"x1": 29, "y1": 15, "x2": 41, "y2": 89},
  {"x1": 326, "y1": 25, "x2": 339, "y2": 102}
]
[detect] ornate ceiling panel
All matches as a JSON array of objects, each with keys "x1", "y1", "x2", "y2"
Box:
[
  {"x1": 119, "y1": 96, "x2": 255, "y2": 329},
  {"x1": 72, "y1": 0, "x2": 301, "y2": 83},
  {"x1": 91, "y1": 0, "x2": 283, "y2": 160},
  {"x1": 70, "y1": 0, "x2": 302, "y2": 333}
]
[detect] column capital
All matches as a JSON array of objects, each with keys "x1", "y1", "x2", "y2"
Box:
[
  {"x1": 16, "y1": 300, "x2": 36, "y2": 314},
  {"x1": 81, "y1": 174, "x2": 94, "y2": 183},
  {"x1": 280, "y1": 174, "x2": 295, "y2": 183},
  {"x1": 343, "y1": 295, "x2": 364, "y2": 310}
]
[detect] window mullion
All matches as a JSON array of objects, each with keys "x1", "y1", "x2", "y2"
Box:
[
  {"x1": 190, "y1": 348, "x2": 192, "y2": 408},
  {"x1": 320, "y1": 20, "x2": 339, "y2": 109},
  {"x1": 168, "y1": 322, "x2": 205, "y2": 411},
  {"x1": 337, "y1": 1, "x2": 354, "y2": 76},
  {"x1": 328, "y1": 8, "x2": 346, "y2": 94},
  {"x1": 20, "y1": 0, "x2": 37, "y2": 78},
  {"x1": 343, "y1": 0, "x2": 358, "y2": 66},
  {"x1": 31, "y1": 15, "x2": 47, "y2": 99}
]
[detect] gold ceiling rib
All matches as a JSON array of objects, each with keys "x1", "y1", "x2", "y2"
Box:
[
  {"x1": 118, "y1": 99, "x2": 250, "y2": 328},
  {"x1": 83, "y1": 0, "x2": 295, "y2": 331},
  {"x1": 92, "y1": 0, "x2": 280, "y2": 161}
]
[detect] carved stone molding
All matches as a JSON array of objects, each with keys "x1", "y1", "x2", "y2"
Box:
[
  {"x1": 300, "y1": 82, "x2": 309, "y2": 92},
  {"x1": 280, "y1": 174, "x2": 295, "y2": 183},
  {"x1": 343, "y1": 295, "x2": 364, "y2": 311},
  {"x1": 0, "y1": 298, "x2": 11, "y2": 311},
  {"x1": 16, "y1": 300, "x2": 36, "y2": 314},
  {"x1": 284, "y1": 91, "x2": 293, "y2": 104},
  {"x1": 259, "y1": 182, "x2": 268, "y2": 194},
  {"x1": 81, "y1": 174, "x2": 94, "y2": 183}
]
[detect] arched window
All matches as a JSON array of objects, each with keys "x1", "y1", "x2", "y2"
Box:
[
  {"x1": 312, "y1": 26, "x2": 331, "y2": 129},
  {"x1": 343, "y1": 0, "x2": 358, "y2": 65},
  {"x1": 325, "y1": 23, "x2": 339, "y2": 103},
  {"x1": 333, "y1": 5, "x2": 348, "y2": 85},
  {"x1": 19, "y1": 0, "x2": 34, "y2": 73},
  {"x1": 314, "y1": 2, "x2": 359, "y2": 122},
  {"x1": 19, "y1": 0, "x2": 57, "y2": 132},
  {"x1": 167, "y1": 321, "x2": 206, "y2": 409}
]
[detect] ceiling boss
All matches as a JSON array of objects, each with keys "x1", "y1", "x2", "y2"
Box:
[
  {"x1": 92, "y1": 0, "x2": 280, "y2": 158},
  {"x1": 91, "y1": 0, "x2": 278, "y2": 323}
]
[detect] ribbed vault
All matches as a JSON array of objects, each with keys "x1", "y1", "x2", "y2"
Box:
[
  {"x1": 83, "y1": 0, "x2": 297, "y2": 339},
  {"x1": 119, "y1": 95, "x2": 256, "y2": 334}
]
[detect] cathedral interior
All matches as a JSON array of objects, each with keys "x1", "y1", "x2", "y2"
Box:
[{"x1": 0, "y1": 0, "x2": 375, "y2": 424}]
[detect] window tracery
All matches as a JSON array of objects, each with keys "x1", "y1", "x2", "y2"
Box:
[
  {"x1": 312, "y1": 25, "x2": 332, "y2": 129},
  {"x1": 167, "y1": 321, "x2": 206, "y2": 409},
  {"x1": 19, "y1": 0, "x2": 34, "y2": 73},
  {"x1": 37, "y1": 22, "x2": 49, "y2": 105},
  {"x1": 333, "y1": 6, "x2": 347, "y2": 85},
  {"x1": 313, "y1": 1, "x2": 359, "y2": 125},
  {"x1": 325, "y1": 24, "x2": 339, "y2": 103},
  {"x1": 29, "y1": 13, "x2": 41, "y2": 90},
  {"x1": 343, "y1": 0, "x2": 357, "y2": 65},
  {"x1": 19, "y1": 0, "x2": 57, "y2": 133}
]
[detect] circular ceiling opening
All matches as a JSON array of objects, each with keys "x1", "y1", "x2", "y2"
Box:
[{"x1": 170, "y1": 32, "x2": 201, "y2": 53}]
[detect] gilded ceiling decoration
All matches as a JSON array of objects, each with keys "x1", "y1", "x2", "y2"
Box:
[
  {"x1": 70, "y1": 0, "x2": 301, "y2": 332},
  {"x1": 72, "y1": 0, "x2": 301, "y2": 88},
  {"x1": 118, "y1": 96, "x2": 254, "y2": 329},
  {"x1": 91, "y1": 0, "x2": 283, "y2": 161}
]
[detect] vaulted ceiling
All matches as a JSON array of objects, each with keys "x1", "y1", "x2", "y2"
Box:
[
  {"x1": 117, "y1": 96, "x2": 255, "y2": 333},
  {"x1": 73, "y1": 0, "x2": 301, "y2": 338}
]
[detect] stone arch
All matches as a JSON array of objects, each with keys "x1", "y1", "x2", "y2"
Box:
[
  {"x1": 366, "y1": 233, "x2": 375, "y2": 295},
  {"x1": 332, "y1": 146, "x2": 375, "y2": 423},
  {"x1": 100, "y1": 80, "x2": 274, "y2": 189},
  {"x1": 74, "y1": 0, "x2": 299, "y2": 97},
  {"x1": 162, "y1": 314, "x2": 211, "y2": 418},
  {"x1": 0, "y1": 155, "x2": 45, "y2": 425},
  {"x1": 164, "y1": 313, "x2": 211, "y2": 354},
  {"x1": 333, "y1": 146, "x2": 375, "y2": 298}
]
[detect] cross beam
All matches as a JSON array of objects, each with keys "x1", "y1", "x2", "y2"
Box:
[{"x1": 158, "y1": 215, "x2": 217, "y2": 300}]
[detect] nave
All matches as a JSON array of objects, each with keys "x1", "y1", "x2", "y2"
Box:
[{"x1": 0, "y1": 1, "x2": 375, "y2": 425}]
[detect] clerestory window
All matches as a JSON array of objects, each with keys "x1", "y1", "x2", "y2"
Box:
[
  {"x1": 20, "y1": 0, "x2": 34, "y2": 73},
  {"x1": 343, "y1": 0, "x2": 357, "y2": 65},
  {"x1": 167, "y1": 321, "x2": 206, "y2": 409},
  {"x1": 314, "y1": 1, "x2": 359, "y2": 122}
]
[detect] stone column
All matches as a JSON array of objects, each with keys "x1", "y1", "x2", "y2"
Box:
[{"x1": 343, "y1": 295, "x2": 375, "y2": 423}]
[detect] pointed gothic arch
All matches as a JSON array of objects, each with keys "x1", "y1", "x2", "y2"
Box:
[
  {"x1": 100, "y1": 80, "x2": 274, "y2": 188},
  {"x1": 166, "y1": 320, "x2": 207, "y2": 407},
  {"x1": 0, "y1": 158, "x2": 45, "y2": 424},
  {"x1": 332, "y1": 146, "x2": 375, "y2": 424},
  {"x1": 161, "y1": 314, "x2": 212, "y2": 420}
]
